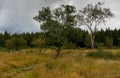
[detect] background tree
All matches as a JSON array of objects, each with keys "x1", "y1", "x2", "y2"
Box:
[
  {"x1": 65, "y1": 27, "x2": 85, "y2": 48},
  {"x1": 77, "y1": 2, "x2": 114, "y2": 49},
  {"x1": 5, "y1": 39, "x2": 13, "y2": 49},
  {"x1": 105, "y1": 37, "x2": 113, "y2": 49},
  {"x1": 95, "y1": 29, "x2": 105, "y2": 45},
  {"x1": 18, "y1": 37, "x2": 27, "y2": 48},
  {"x1": 31, "y1": 38, "x2": 45, "y2": 49},
  {"x1": 112, "y1": 29, "x2": 120, "y2": 46},
  {"x1": 84, "y1": 34, "x2": 91, "y2": 48},
  {"x1": 118, "y1": 37, "x2": 120, "y2": 47},
  {"x1": 5, "y1": 37, "x2": 18, "y2": 50},
  {"x1": 2, "y1": 31, "x2": 11, "y2": 47},
  {"x1": 0, "y1": 33, "x2": 4, "y2": 46}
]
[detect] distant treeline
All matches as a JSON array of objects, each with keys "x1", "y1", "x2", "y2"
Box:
[{"x1": 0, "y1": 28, "x2": 120, "y2": 50}]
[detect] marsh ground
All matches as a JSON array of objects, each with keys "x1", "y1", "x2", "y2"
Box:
[{"x1": 0, "y1": 49, "x2": 120, "y2": 78}]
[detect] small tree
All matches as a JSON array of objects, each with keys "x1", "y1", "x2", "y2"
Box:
[
  {"x1": 118, "y1": 37, "x2": 120, "y2": 47},
  {"x1": 84, "y1": 34, "x2": 91, "y2": 48},
  {"x1": 106, "y1": 37, "x2": 113, "y2": 49},
  {"x1": 77, "y1": 2, "x2": 114, "y2": 49},
  {"x1": 31, "y1": 38, "x2": 45, "y2": 49},
  {"x1": 5, "y1": 37, "x2": 19, "y2": 50},
  {"x1": 18, "y1": 37, "x2": 27, "y2": 48},
  {"x1": 42, "y1": 20, "x2": 67, "y2": 58},
  {"x1": 34, "y1": 5, "x2": 77, "y2": 58},
  {"x1": 5, "y1": 39, "x2": 14, "y2": 49}
]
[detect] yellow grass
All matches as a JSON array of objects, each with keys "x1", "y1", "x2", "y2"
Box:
[{"x1": 0, "y1": 49, "x2": 120, "y2": 78}]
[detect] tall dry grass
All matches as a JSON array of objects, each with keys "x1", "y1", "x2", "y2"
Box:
[{"x1": 0, "y1": 49, "x2": 120, "y2": 78}]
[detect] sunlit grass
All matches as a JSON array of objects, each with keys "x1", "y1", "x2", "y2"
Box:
[{"x1": 0, "y1": 49, "x2": 120, "y2": 78}]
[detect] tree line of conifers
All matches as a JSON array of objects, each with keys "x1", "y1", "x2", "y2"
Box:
[{"x1": 0, "y1": 28, "x2": 120, "y2": 50}]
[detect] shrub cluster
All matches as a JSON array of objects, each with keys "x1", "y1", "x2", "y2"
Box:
[{"x1": 87, "y1": 50, "x2": 120, "y2": 60}]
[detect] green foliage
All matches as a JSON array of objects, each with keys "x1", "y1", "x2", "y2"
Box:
[
  {"x1": 42, "y1": 20, "x2": 67, "y2": 47},
  {"x1": 18, "y1": 37, "x2": 27, "y2": 48},
  {"x1": 87, "y1": 49, "x2": 120, "y2": 60},
  {"x1": 53, "y1": 5, "x2": 77, "y2": 26},
  {"x1": 0, "y1": 47, "x2": 9, "y2": 52},
  {"x1": 5, "y1": 37, "x2": 18, "y2": 50},
  {"x1": 33, "y1": 7, "x2": 51, "y2": 22},
  {"x1": 115, "y1": 53, "x2": 120, "y2": 60},
  {"x1": 41, "y1": 20, "x2": 60, "y2": 31},
  {"x1": 77, "y1": 2, "x2": 114, "y2": 49},
  {"x1": 0, "y1": 27, "x2": 120, "y2": 50},
  {"x1": 66, "y1": 27, "x2": 86, "y2": 47},
  {"x1": 105, "y1": 37, "x2": 113, "y2": 49},
  {"x1": 34, "y1": 5, "x2": 78, "y2": 57},
  {"x1": 34, "y1": 4, "x2": 77, "y2": 45},
  {"x1": 117, "y1": 37, "x2": 120, "y2": 46},
  {"x1": 5, "y1": 39, "x2": 13, "y2": 49},
  {"x1": 19, "y1": 72, "x2": 33, "y2": 78},
  {"x1": 5, "y1": 36, "x2": 27, "y2": 50},
  {"x1": 94, "y1": 42, "x2": 104, "y2": 49},
  {"x1": 31, "y1": 38, "x2": 45, "y2": 48},
  {"x1": 65, "y1": 42, "x2": 76, "y2": 49},
  {"x1": 84, "y1": 34, "x2": 91, "y2": 48}
]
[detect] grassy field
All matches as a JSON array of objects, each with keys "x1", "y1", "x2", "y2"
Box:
[{"x1": 0, "y1": 49, "x2": 120, "y2": 78}]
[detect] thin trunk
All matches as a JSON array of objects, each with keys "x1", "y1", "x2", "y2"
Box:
[
  {"x1": 55, "y1": 46, "x2": 60, "y2": 58},
  {"x1": 91, "y1": 34, "x2": 95, "y2": 50},
  {"x1": 38, "y1": 46, "x2": 42, "y2": 54}
]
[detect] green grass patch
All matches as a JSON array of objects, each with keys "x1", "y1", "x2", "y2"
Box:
[
  {"x1": 0, "y1": 47, "x2": 10, "y2": 52},
  {"x1": 87, "y1": 49, "x2": 120, "y2": 60},
  {"x1": 19, "y1": 71, "x2": 33, "y2": 78}
]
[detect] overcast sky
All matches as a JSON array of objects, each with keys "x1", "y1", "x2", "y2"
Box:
[{"x1": 0, "y1": 0, "x2": 120, "y2": 33}]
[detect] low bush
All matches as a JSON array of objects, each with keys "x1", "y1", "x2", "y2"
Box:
[
  {"x1": 87, "y1": 50, "x2": 120, "y2": 60},
  {"x1": 0, "y1": 47, "x2": 10, "y2": 52},
  {"x1": 115, "y1": 52, "x2": 120, "y2": 60}
]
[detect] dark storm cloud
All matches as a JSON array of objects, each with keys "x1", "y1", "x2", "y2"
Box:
[{"x1": 0, "y1": 0, "x2": 119, "y2": 33}]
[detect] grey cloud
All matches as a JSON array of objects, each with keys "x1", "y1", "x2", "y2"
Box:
[
  {"x1": 0, "y1": 0, "x2": 5, "y2": 9},
  {"x1": 0, "y1": 0, "x2": 119, "y2": 33}
]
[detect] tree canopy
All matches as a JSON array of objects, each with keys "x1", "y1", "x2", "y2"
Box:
[{"x1": 77, "y1": 2, "x2": 114, "y2": 49}]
